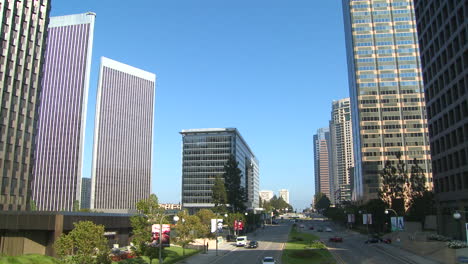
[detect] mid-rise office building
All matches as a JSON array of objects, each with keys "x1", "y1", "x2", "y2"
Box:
[
  {"x1": 279, "y1": 189, "x2": 290, "y2": 204},
  {"x1": 91, "y1": 57, "x2": 155, "y2": 213},
  {"x1": 329, "y1": 98, "x2": 354, "y2": 203},
  {"x1": 342, "y1": 0, "x2": 432, "y2": 201},
  {"x1": 413, "y1": 0, "x2": 468, "y2": 241},
  {"x1": 313, "y1": 128, "x2": 332, "y2": 200},
  {"x1": 259, "y1": 190, "x2": 274, "y2": 202},
  {"x1": 180, "y1": 128, "x2": 259, "y2": 214},
  {"x1": 80, "y1": 178, "x2": 91, "y2": 209},
  {"x1": 31, "y1": 13, "x2": 95, "y2": 211},
  {"x1": 0, "y1": 0, "x2": 51, "y2": 211}
]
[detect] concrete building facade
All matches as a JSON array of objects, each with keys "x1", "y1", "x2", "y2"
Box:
[
  {"x1": 259, "y1": 190, "x2": 274, "y2": 202},
  {"x1": 180, "y1": 128, "x2": 259, "y2": 214},
  {"x1": 80, "y1": 178, "x2": 91, "y2": 209},
  {"x1": 329, "y1": 98, "x2": 354, "y2": 203},
  {"x1": 91, "y1": 57, "x2": 155, "y2": 213},
  {"x1": 342, "y1": 0, "x2": 432, "y2": 201},
  {"x1": 279, "y1": 189, "x2": 290, "y2": 204},
  {"x1": 413, "y1": 0, "x2": 468, "y2": 241},
  {"x1": 31, "y1": 13, "x2": 95, "y2": 211},
  {"x1": 0, "y1": 0, "x2": 51, "y2": 211}
]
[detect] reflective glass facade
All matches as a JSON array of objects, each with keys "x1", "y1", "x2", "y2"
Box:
[
  {"x1": 181, "y1": 128, "x2": 259, "y2": 213},
  {"x1": 313, "y1": 128, "x2": 331, "y2": 200},
  {"x1": 342, "y1": 0, "x2": 432, "y2": 201}
]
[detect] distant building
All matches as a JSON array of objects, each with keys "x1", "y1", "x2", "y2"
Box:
[
  {"x1": 32, "y1": 13, "x2": 95, "y2": 211},
  {"x1": 81, "y1": 178, "x2": 91, "y2": 209},
  {"x1": 279, "y1": 189, "x2": 290, "y2": 204},
  {"x1": 159, "y1": 203, "x2": 182, "y2": 210},
  {"x1": 414, "y1": 0, "x2": 468, "y2": 241},
  {"x1": 342, "y1": 0, "x2": 432, "y2": 201},
  {"x1": 314, "y1": 128, "x2": 332, "y2": 200},
  {"x1": 0, "y1": 0, "x2": 51, "y2": 211},
  {"x1": 91, "y1": 57, "x2": 156, "y2": 213},
  {"x1": 259, "y1": 190, "x2": 274, "y2": 202},
  {"x1": 329, "y1": 98, "x2": 354, "y2": 204},
  {"x1": 180, "y1": 128, "x2": 259, "y2": 214}
]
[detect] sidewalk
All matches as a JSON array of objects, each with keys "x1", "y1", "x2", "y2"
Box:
[{"x1": 176, "y1": 241, "x2": 236, "y2": 264}]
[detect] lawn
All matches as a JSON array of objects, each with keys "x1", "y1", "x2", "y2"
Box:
[
  {"x1": 113, "y1": 246, "x2": 200, "y2": 264},
  {"x1": 0, "y1": 254, "x2": 60, "y2": 264},
  {"x1": 282, "y1": 227, "x2": 335, "y2": 264}
]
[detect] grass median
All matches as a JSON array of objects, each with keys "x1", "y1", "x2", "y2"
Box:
[{"x1": 282, "y1": 226, "x2": 335, "y2": 264}]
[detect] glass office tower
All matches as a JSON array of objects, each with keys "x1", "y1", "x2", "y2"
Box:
[
  {"x1": 313, "y1": 128, "x2": 331, "y2": 201},
  {"x1": 342, "y1": 0, "x2": 432, "y2": 201},
  {"x1": 0, "y1": 0, "x2": 50, "y2": 211},
  {"x1": 180, "y1": 128, "x2": 259, "y2": 214},
  {"x1": 32, "y1": 13, "x2": 95, "y2": 211},
  {"x1": 414, "y1": 0, "x2": 468, "y2": 241}
]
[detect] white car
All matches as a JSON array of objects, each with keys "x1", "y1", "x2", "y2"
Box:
[
  {"x1": 236, "y1": 236, "x2": 247, "y2": 247},
  {"x1": 325, "y1": 227, "x2": 332, "y2": 232},
  {"x1": 262, "y1": 257, "x2": 276, "y2": 264}
]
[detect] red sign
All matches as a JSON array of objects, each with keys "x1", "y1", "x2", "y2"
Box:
[
  {"x1": 234, "y1": 220, "x2": 244, "y2": 231},
  {"x1": 151, "y1": 224, "x2": 171, "y2": 247}
]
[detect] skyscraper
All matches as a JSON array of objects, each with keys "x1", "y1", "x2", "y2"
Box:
[
  {"x1": 31, "y1": 13, "x2": 95, "y2": 211},
  {"x1": 329, "y1": 98, "x2": 354, "y2": 203},
  {"x1": 279, "y1": 189, "x2": 290, "y2": 204},
  {"x1": 180, "y1": 128, "x2": 259, "y2": 214},
  {"x1": 342, "y1": 0, "x2": 432, "y2": 201},
  {"x1": 91, "y1": 57, "x2": 155, "y2": 213},
  {"x1": 0, "y1": 0, "x2": 51, "y2": 211},
  {"x1": 413, "y1": 0, "x2": 468, "y2": 241},
  {"x1": 313, "y1": 128, "x2": 331, "y2": 200},
  {"x1": 80, "y1": 177, "x2": 91, "y2": 209}
]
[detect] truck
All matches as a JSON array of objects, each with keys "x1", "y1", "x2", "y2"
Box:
[{"x1": 236, "y1": 236, "x2": 247, "y2": 247}]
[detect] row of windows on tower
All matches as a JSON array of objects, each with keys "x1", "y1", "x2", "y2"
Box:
[
  {"x1": 426, "y1": 77, "x2": 467, "y2": 120},
  {"x1": 430, "y1": 124, "x2": 468, "y2": 157},
  {"x1": 429, "y1": 101, "x2": 468, "y2": 139},
  {"x1": 433, "y1": 171, "x2": 468, "y2": 194}
]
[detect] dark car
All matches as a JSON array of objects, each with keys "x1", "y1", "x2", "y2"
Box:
[
  {"x1": 226, "y1": 235, "x2": 237, "y2": 242},
  {"x1": 317, "y1": 228, "x2": 323, "y2": 232},
  {"x1": 382, "y1": 238, "x2": 392, "y2": 244},
  {"x1": 309, "y1": 226, "x2": 314, "y2": 230},
  {"x1": 272, "y1": 221, "x2": 279, "y2": 225},
  {"x1": 329, "y1": 236, "x2": 343, "y2": 242},
  {"x1": 365, "y1": 238, "x2": 379, "y2": 244},
  {"x1": 247, "y1": 241, "x2": 258, "y2": 248}
]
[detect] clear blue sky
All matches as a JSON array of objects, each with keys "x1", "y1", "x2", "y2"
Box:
[{"x1": 51, "y1": 0, "x2": 349, "y2": 211}]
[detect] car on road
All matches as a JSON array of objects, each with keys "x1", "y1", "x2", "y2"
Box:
[
  {"x1": 325, "y1": 227, "x2": 332, "y2": 232},
  {"x1": 382, "y1": 238, "x2": 392, "y2": 244},
  {"x1": 309, "y1": 226, "x2": 314, "y2": 230},
  {"x1": 236, "y1": 236, "x2": 247, "y2": 247},
  {"x1": 317, "y1": 228, "x2": 323, "y2": 232},
  {"x1": 299, "y1": 224, "x2": 305, "y2": 228},
  {"x1": 247, "y1": 241, "x2": 258, "y2": 248},
  {"x1": 329, "y1": 236, "x2": 343, "y2": 242},
  {"x1": 272, "y1": 221, "x2": 279, "y2": 225},
  {"x1": 262, "y1": 257, "x2": 276, "y2": 264},
  {"x1": 364, "y1": 237, "x2": 380, "y2": 244}
]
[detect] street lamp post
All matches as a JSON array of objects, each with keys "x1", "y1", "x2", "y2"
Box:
[
  {"x1": 385, "y1": 208, "x2": 398, "y2": 231},
  {"x1": 453, "y1": 210, "x2": 468, "y2": 243},
  {"x1": 215, "y1": 213, "x2": 228, "y2": 256}
]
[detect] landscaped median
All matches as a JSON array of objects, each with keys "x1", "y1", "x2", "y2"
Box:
[
  {"x1": 0, "y1": 254, "x2": 60, "y2": 264},
  {"x1": 282, "y1": 226, "x2": 336, "y2": 264}
]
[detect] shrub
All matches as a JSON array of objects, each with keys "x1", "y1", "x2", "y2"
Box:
[{"x1": 447, "y1": 240, "x2": 468, "y2": 249}]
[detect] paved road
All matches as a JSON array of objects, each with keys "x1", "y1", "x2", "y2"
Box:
[
  {"x1": 182, "y1": 223, "x2": 290, "y2": 264},
  {"x1": 303, "y1": 217, "x2": 431, "y2": 264}
]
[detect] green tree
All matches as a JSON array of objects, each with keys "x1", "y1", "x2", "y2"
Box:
[
  {"x1": 363, "y1": 198, "x2": 389, "y2": 233},
  {"x1": 130, "y1": 194, "x2": 165, "y2": 255},
  {"x1": 73, "y1": 200, "x2": 80, "y2": 211},
  {"x1": 196, "y1": 209, "x2": 217, "y2": 239},
  {"x1": 29, "y1": 200, "x2": 37, "y2": 211},
  {"x1": 314, "y1": 193, "x2": 331, "y2": 212},
  {"x1": 54, "y1": 221, "x2": 109, "y2": 264},
  {"x1": 173, "y1": 210, "x2": 204, "y2": 256},
  {"x1": 211, "y1": 176, "x2": 228, "y2": 213},
  {"x1": 379, "y1": 152, "x2": 408, "y2": 212},
  {"x1": 406, "y1": 190, "x2": 436, "y2": 224},
  {"x1": 408, "y1": 159, "x2": 427, "y2": 201},
  {"x1": 223, "y1": 155, "x2": 246, "y2": 212}
]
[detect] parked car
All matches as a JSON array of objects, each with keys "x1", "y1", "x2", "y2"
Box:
[
  {"x1": 272, "y1": 221, "x2": 279, "y2": 225},
  {"x1": 262, "y1": 257, "x2": 276, "y2": 264},
  {"x1": 247, "y1": 241, "x2": 258, "y2": 248},
  {"x1": 329, "y1": 236, "x2": 343, "y2": 242},
  {"x1": 325, "y1": 227, "x2": 332, "y2": 232}
]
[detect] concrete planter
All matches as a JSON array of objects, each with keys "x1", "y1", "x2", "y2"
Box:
[{"x1": 456, "y1": 248, "x2": 468, "y2": 263}]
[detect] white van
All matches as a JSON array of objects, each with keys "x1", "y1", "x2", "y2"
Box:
[{"x1": 236, "y1": 236, "x2": 247, "y2": 247}]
